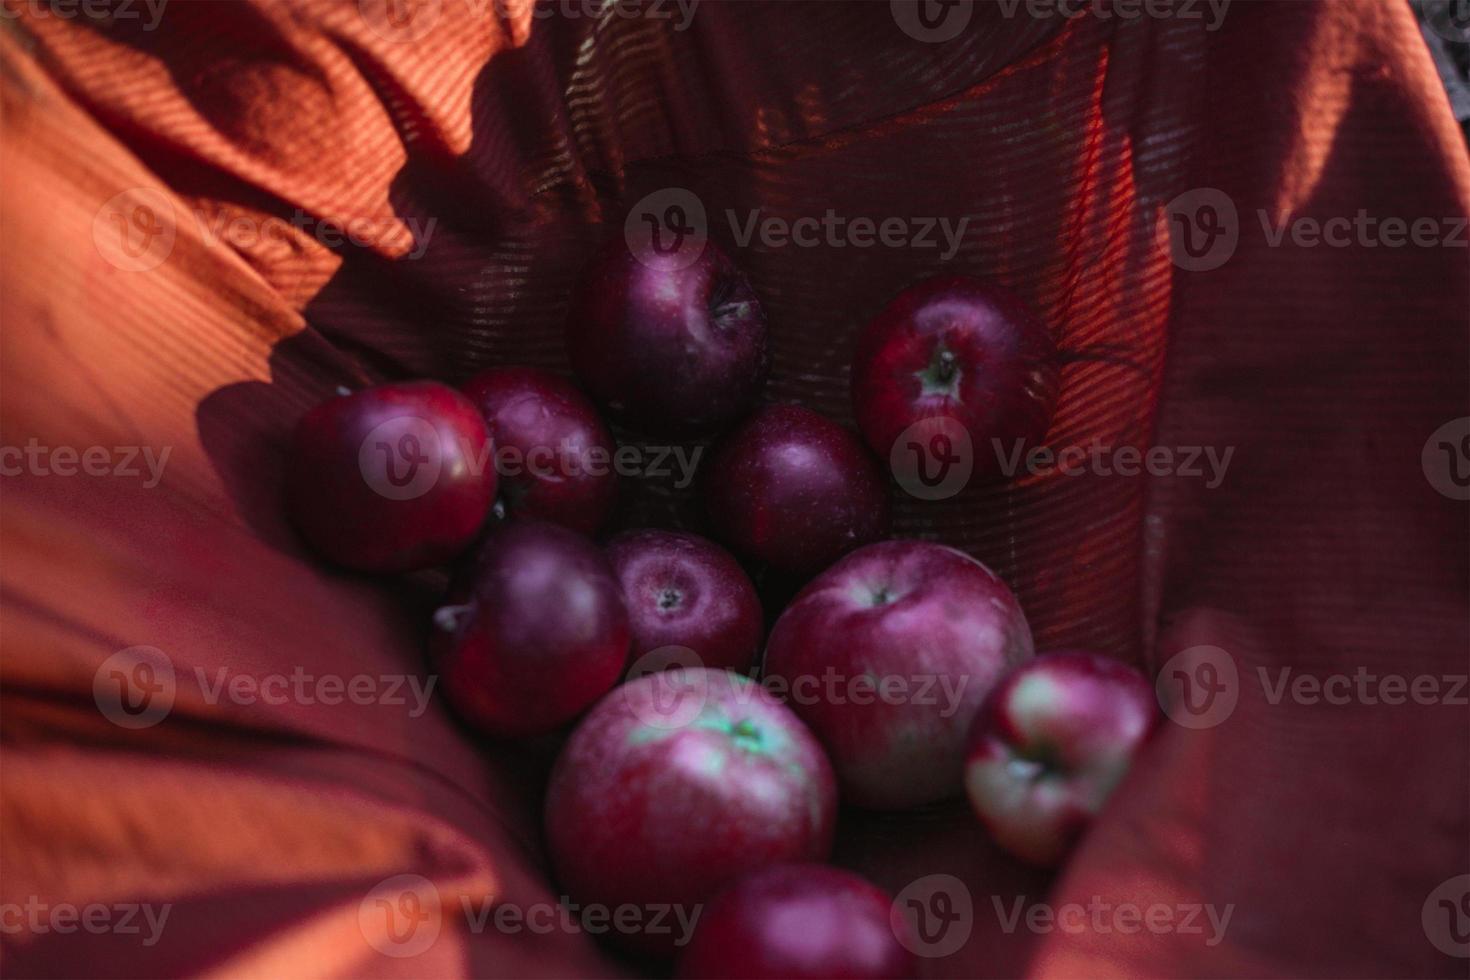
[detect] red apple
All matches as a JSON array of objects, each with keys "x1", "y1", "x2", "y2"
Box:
[
  {"x1": 606, "y1": 529, "x2": 762, "y2": 675},
  {"x1": 704, "y1": 404, "x2": 891, "y2": 575},
  {"x1": 286, "y1": 380, "x2": 494, "y2": 572},
  {"x1": 964, "y1": 650, "x2": 1157, "y2": 866},
  {"x1": 763, "y1": 540, "x2": 1034, "y2": 809},
  {"x1": 430, "y1": 521, "x2": 629, "y2": 737},
  {"x1": 461, "y1": 366, "x2": 617, "y2": 534},
  {"x1": 544, "y1": 668, "x2": 836, "y2": 955},
  {"x1": 566, "y1": 236, "x2": 769, "y2": 435},
  {"x1": 676, "y1": 864, "x2": 915, "y2": 980},
  {"x1": 852, "y1": 276, "x2": 1059, "y2": 483}
]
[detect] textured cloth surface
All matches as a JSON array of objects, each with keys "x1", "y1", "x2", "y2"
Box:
[{"x1": 1, "y1": 1, "x2": 1467, "y2": 976}]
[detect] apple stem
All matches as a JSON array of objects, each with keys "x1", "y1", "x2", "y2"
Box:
[
  {"x1": 934, "y1": 348, "x2": 958, "y2": 384},
  {"x1": 433, "y1": 604, "x2": 473, "y2": 633},
  {"x1": 729, "y1": 718, "x2": 764, "y2": 751},
  {"x1": 916, "y1": 345, "x2": 963, "y2": 398}
]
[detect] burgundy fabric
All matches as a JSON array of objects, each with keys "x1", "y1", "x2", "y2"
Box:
[{"x1": 1, "y1": 1, "x2": 1466, "y2": 976}]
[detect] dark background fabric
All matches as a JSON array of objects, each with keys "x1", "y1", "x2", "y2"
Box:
[{"x1": 1, "y1": 1, "x2": 1467, "y2": 976}]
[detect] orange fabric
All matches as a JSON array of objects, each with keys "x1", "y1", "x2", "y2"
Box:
[{"x1": 1, "y1": 1, "x2": 1466, "y2": 976}]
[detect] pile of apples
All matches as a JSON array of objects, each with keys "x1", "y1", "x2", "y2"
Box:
[{"x1": 285, "y1": 233, "x2": 1158, "y2": 977}]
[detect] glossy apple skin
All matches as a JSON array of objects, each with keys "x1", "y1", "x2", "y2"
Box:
[
  {"x1": 704, "y1": 405, "x2": 891, "y2": 575},
  {"x1": 430, "y1": 521, "x2": 629, "y2": 737},
  {"x1": 286, "y1": 381, "x2": 495, "y2": 572},
  {"x1": 566, "y1": 236, "x2": 769, "y2": 435},
  {"x1": 544, "y1": 668, "x2": 836, "y2": 956},
  {"x1": 964, "y1": 650, "x2": 1158, "y2": 866},
  {"x1": 852, "y1": 276, "x2": 1059, "y2": 480},
  {"x1": 606, "y1": 529, "x2": 762, "y2": 675},
  {"x1": 764, "y1": 540, "x2": 1034, "y2": 809},
  {"x1": 676, "y1": 864, "x2": 915, "y2": 980},
  {"x1": 461, "y1": 367, "x2": 617, "y2": 534}
]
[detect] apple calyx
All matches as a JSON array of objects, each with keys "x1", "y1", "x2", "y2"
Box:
[
  {"x1": 692, "y1": 709, "x2": 770, "y2": 755},
  {"x1": 1004, "y1": 744, "x2": 1063, "y2": 783},
  {"x1": 709, "y1": 276, "x2": 755, "y2": 330},
  {"x1": 432, "y1": 603, "x2": 473, "y2": 633},
  {"x1": 728, "y1": 717, "x2": 764, "y2": 752},
  {"x1": 917, "y1": 344, "x2": 963, "y2": 399}
]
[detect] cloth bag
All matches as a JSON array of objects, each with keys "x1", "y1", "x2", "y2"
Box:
[{"x1": 2, "y1": 1, "x2": 1466, "y2": 975}]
